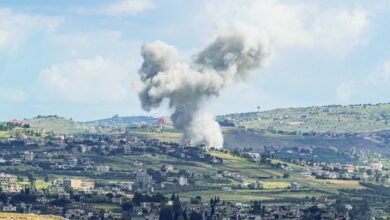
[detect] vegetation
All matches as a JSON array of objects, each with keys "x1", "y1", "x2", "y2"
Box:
[
  {"x1": 0, "y1": 213, "x2": 64, "y2": 219},
  {"x1": 26, "y1": 116, "x2": 93, "y2": 134},
  {"x1": 220, "y1": 102, "x2": 390, "y2": 133}
]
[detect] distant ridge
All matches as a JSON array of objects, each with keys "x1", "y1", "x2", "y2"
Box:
[
  {"x1": 2, "y1": 102, "x2": 390, "y2": 135},
  {"x1": 85, "y1": 115, "x2": 156, "y2": 128},
  {"x1": 218, "y1": 102, "x2": 390, "y2": 133}
]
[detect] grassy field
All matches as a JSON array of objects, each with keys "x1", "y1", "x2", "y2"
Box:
[
  {"x1": 184, "y1": 151, "x2": 364, "y2": 202},
  {"x1": 127, "y1": 130, "x2": 181, "y2": 142},
  {"x1": 304, "y1": 179, "x2": 363, "y2": 192},
  {"x1": 180, "y1": 189, "x2": 327, "y2": 202},
  {"x1": 0, "y1": 213, "x2": 64, "y2": 219},
  {"x1": 0, "y1": 131, "x2": 9, "y2": 138},
  {"x1": 209, "y1": 151, "x2": 283, "y2": 178},
  {"x1": 26, "y1": 116, "x2": 93, "y2": 134}
]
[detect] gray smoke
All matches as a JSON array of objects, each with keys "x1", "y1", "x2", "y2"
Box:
[{"x1": 136, "y1": 30, "x2": 270, "y2": 149}]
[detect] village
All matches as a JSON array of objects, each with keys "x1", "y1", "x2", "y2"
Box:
[{"x1": 0, "y1": 119, "x2": 389, "y2": 219}]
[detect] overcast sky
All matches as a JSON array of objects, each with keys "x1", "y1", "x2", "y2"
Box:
[{"x1": 0, "y1": 0, "x2": 390, "y2": 121}]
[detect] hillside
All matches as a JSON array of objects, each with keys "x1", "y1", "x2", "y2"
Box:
[
  {"x1": 26, "y1": 115, "x2": 94, "y2": 134},
  {"x1": 219, "y1": 103, "x2": 390, "y2": 134},
  {"x1": 85, "y1": 115, "x2": 156, "y2": 128}
]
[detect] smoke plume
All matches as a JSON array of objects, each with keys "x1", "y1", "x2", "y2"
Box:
[{"x1": 136, "y1": 30, "x2": 270, "y2": 149}]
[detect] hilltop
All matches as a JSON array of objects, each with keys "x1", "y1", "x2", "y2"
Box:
[
  {"x1": 26, "y1": 115, "x2": 94, "y2": 134},
  {"x1": 3, "y1": 102, "x2": 390, "y2": 136},
  {"x1": 219, "y1": 103, "x2": 390, "y2": 134},
  {"x1": 1, "y1": 103, "x2": 390, "y2": 154},
  {"x1": 85, "y1": 115, "x2": 156, "y2": 128}
]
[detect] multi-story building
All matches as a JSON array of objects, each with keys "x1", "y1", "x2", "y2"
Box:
[{"x1": 64, "y1": 179, "x2": 94, "y2": 192}]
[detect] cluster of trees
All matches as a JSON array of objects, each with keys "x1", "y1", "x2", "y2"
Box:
[
  {"x1": 0, "y1": 123, "x2": 17, "y2": 131},
  {"x1": 0, "y1": 187, "x2": 37, "y2": 205}
]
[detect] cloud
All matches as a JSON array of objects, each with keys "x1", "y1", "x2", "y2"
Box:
[
  {"x1": 200, "y1": 0, "x2": 369, "y2": 54},
  {"x1": 0, "y1": 88, "x2": 27, "y2": 103},
  {"x1": 54, "y1": 31, "x2": 141, "y2": 60},
  {"x1": 336, "y1": 82, "x2": 356, "y2": 102},
  {"x1": 77, "y1": 0, "x2": 156, "y2": 16},
  {"x1": 0, "y1": 8, "x2": 62, "y2": 51},
  {"x1": 366, "y1": 60, "x2": 390, "y2": 85},
  {"x1": 39, "y1": 56, "x2": 133, "y2": 103},
  {"x1": 104, "y1": 0, "x2": 155, "y2": 16},
  {"x1": 335, "y1": 59, "x2": 390, "y2": 103}
]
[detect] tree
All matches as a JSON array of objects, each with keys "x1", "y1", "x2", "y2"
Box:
[
  {"x1": 160, "y1": 207, "x2": 173, "y2": 220},
  {"x1": 106, "y1": 193, "x2": 114, "y2": 199},
  {"x1": 252, "y1": 201, "x2": 262, "y2": 214},
  {"x1": 49, "y1": 198, "x2": 71, "y2": 207},
  {"x1": 190, "y1": 212, "x2": 203, "y2": 220},
  {"x1": 122, "y1": 202, "x2": 133, "y2": 211},
  {"x1": 133, "y1": 192, "x2": 145, "y2": 205},
  {"x1": 10, "y1": 193, "x2": 36, "y2": 205},
  {"x1": 0, "y1": 193, "x2": 7, "y2": 204},
  {"x1": 27, "y1": 173, "x2": 36, "y2": 193}
]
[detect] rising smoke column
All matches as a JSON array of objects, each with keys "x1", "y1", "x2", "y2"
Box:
[{"x1": 136, "y1": 30, "x2": 270, "y2": 149}]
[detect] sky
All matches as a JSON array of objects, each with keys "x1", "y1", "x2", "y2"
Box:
[{"x1": 0, "y1": 0, "x2": 390, "y2": 121}]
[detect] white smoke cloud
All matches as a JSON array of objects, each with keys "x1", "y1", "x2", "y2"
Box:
[{"x1": 136, "y1": 29, "x2": 271, "y2": 148}]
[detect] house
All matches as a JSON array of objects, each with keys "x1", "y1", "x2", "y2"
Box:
[
  {"x1": 119, "y1": 182, "x2": 133, "y2": 191},
  {"x1": 0, "y1": 173, "x2": 14, "y2": 182},
  {"x1": 64, "y1": 179, "x2": 94, "y2": 192},
  {"x1": 2, "y1": 205, "x2": 17, "y2": 212},
  {"x1": 48, "y1": 206, "x2": 64, "y2": 216},
  {"x1": 24, "y1": 151, "x2": 34, "y2": 161},
  {"x1": 251, "y1": 181, "x2": 264, "y2": 189},
  {"x1": 163, "y1": 164, "x2": 174, "y2": 172},
  {"x1": 65, "y1": 208, "x2": 86, "y2": 219},
  {"x1": 112, "y1": 195, "x2": 123, "y2": 204},
  {"x1": 66, "y1": 155, "x2": 78, "y2": 167},
  {"x1": 291, "y1": 182, "x2": 301, "y2": 189},
  {"x1": 136, "y1": 170, "x2": 153, "y2": 185},
  {"x1": 247, "y1": 153, "x2": 261, "y2": 162},
  {"x1": 95, "y1": 165, "x2": 110, "y2": 173},
  {"x1": 79, "y1": 145, "x2": 91, "y2": 153},
  {"x1": 341, "y1": 173, "x2": 352, "y2": 179},
  {"x1": 134, "y1": 161, "x2": 143, "y2": 167},
  {"x1": 301, "y1": 172, "x2": 313, "y2": 179},
  {"x1": 371, "y1": 161, "x2": 383, "y2": 171},
  {"x1": 345, "y1": 164, "x2": 356, "y2": 173},
  {"x1": 10, "y1": 159, "x2": 21, "y2": 166},
  {"x1": 123, "y1": 145, "x2": 132, "y2": 154},
  {"x1": 156, "y1": 117, "x2": 173, "y2": 126},
  {"x1": 58, "y1": 192, "x2": 71, "y2": 200},
  {"x1": 3, "y1": 182, "x2": 23, "y2": 193},
  {"x1": 179, "y1": 176, "x2": 188, "y2": 186}
]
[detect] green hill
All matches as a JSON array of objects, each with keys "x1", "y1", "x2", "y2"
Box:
[
  {"x1": 85, "y1": 115, "x2": 156, "y2": 128},
  {"x1": 26, "y1": 115, "x2": 94, "y2": 134},
  {"x1": 219, "y1": 103, "x2": 390, "y2": 134}
]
